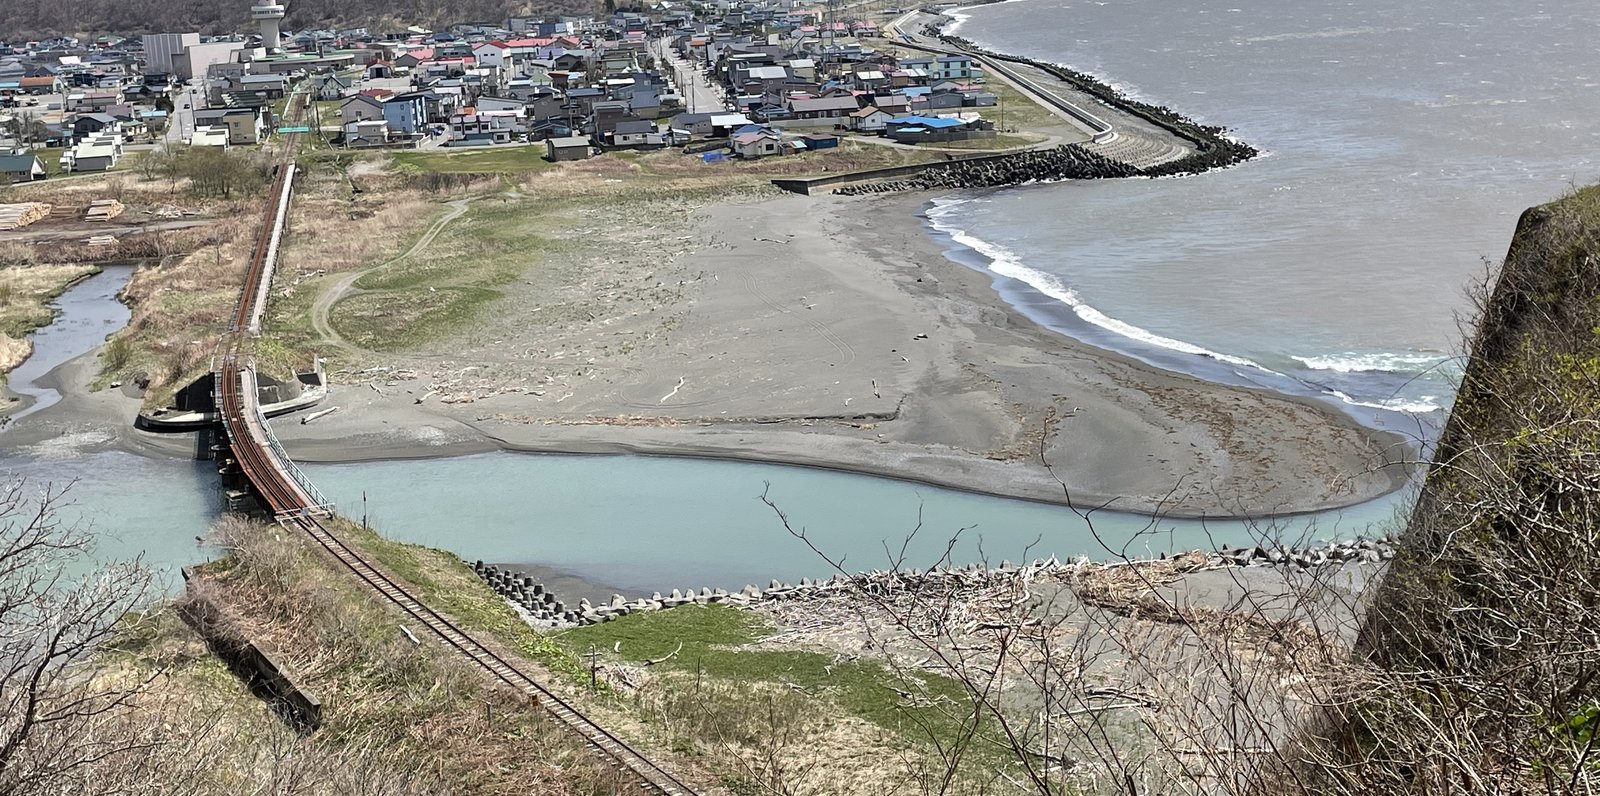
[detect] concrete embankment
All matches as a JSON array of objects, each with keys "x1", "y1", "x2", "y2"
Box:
[
  {"x1": 786, "y1": 32, "x2": 1259, "y2": 196},
  {"x1": 830, "y1": 144, "x2": 1136, "y2": 195},
  {"x1": 475, "y1": 536, "x2": 1401, "y2": 629}
]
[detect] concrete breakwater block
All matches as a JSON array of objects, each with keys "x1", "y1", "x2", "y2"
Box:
[{"x1": 474, "y1": 535, "x2": 1398, "y2": 632}]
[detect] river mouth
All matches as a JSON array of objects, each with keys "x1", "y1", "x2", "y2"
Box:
[
  {"x1": 0, "y1": 260, "x2": 1416, "y2": 597},
  {"x1": 1, "y1": 265, "x2": 135, "y2": 429}
]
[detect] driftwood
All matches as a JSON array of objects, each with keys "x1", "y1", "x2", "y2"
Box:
[{"x1": 642, "y1": 641, "x2": 683, "y2": 667}]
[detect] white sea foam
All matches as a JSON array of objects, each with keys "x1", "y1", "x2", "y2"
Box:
[
  {"x1": 1291, "y1": 352, "x2": 1451, "y2": 374},
  {"x1": 1329, "y1": 391, "x2": 1444, "y2": 414},
  {"x1": 926, "y1": 199, "x2": 1265, "y2": 370},
  {"x1": 941, "y1": 0, "x2": 1033, "y2": 36}
]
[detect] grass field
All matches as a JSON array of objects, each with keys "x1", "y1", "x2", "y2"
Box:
[
  {"x1": 391, "y1": 145, "x2": 558, "y2": 174},
  {"x1": 330, "y1": 198, "x2": 558, "y2": 351},
  {"x1": 559, "y1": 604, "x2": 1012, "y2": 789}
]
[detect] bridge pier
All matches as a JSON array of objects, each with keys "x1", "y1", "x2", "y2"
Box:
[{"x1": 212, "y1": 437, "x2": 267, "y2": 516}]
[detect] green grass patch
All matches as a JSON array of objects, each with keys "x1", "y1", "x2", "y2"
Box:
[
  {"x1": 333, "y1": 285, "x2": 501, "y2": 351},
  {"x1": 327, "y1": 198, "x2": 561, "y2": 350},
  {"x1": 560, "y1": 605, "x2": 990, "y2": 759},
  {"x1": 391, "y1": 146, "x2": 558, "y2": 175},
  {"x1": 34, "y1": 147, "x2": 64, "y2": 176}
]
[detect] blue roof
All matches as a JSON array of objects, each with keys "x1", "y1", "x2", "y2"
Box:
[{"x1": 895, "y1": 115, "x2": 961, "y2": 129}]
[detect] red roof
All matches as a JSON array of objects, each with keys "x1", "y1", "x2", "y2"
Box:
[{"x1": 360, "y1": 88, "x2": 394, "y2": 98}]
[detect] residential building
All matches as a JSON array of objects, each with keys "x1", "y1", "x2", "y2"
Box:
[
  {"x1": 340, "y1": 92, "x2": 387, "y2": 125},
  {"x1": 71, "y1": 112, "x2": 122, "y2": 140},
  {"x1": 731, "y1": 126, "x2": 783, "y2": 158},
  {"x1": 849, "y1": 105, "x2": 892, "y2": 132},
  {"x1": 59, "y1": 132, "x2": 122, "y2": 172},
  {"x1": 314, "y1": 72, "x2": 351, "y2": 100},
  {"x1": 192, "y1": 106, "x2": 265, "y2": 144},
  {"x1": 611, "y1": 118, "x2": 659, "y2": 147},
  {"x1": 0, "y1": 150, "x2": 46, "y2": 181},
  {"x1": 188, "y1": 126, "x2": 231, "y2": 147},
  {"x1": 382, "y1": 90, "x2": 431, "y2": 135}
]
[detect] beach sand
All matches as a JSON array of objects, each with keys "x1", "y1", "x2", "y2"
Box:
[{"x1": 2, "y1": 190, "x2": 1411, "y2": 518}]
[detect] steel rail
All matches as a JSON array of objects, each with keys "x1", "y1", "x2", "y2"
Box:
[{"x1": 211, "y1": 93, "x2": 699, "y2": 796}]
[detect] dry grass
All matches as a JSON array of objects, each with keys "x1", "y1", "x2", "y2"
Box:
[
  {"x1": 106, "y1": 212, "x2": 260, "y2": 405},
  {"x1": 0, "y1": 262, "x2": 98, "y2": 375},
  {"x1": 0, "y1": 334, "x2": 29, "y2": 376},
  {"x1": 173, "y1": 515, "x2": 665, "y2": 796}
]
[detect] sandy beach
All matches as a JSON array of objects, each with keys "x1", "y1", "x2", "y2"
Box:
[{"x1": 0, "y1": 184, "x2": 1409, "y2": 520}]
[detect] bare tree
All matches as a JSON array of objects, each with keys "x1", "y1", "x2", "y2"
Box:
[{"x1": 0, "y1": 481, "x2": 153, "y2": 796}]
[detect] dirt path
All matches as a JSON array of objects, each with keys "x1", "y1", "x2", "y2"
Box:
[{"x1": 308, "y1": 198, "x2": 472, "y2": 356}]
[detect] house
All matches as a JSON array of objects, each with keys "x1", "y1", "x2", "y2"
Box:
[
  {"x1": 340, "y1": 93, "x2": 387, "y2": 125},
  {"x1": 340, "y1": 119, "x2": 390, "y2": 147},
  {"x1": 849, "y1": 105, "x2": 893, "y2": 132},
  {"x1": 873, "y1": 94, "x2": 912, "y2": 116},
  {"x1": 192, "y1": 107, "x2": 265, "y2": 145},
  {"x1": 471, "y1": 41, "x2": 510, "y2": 68},
  {"x1": 64, "y1": 91, "x2": 118, "y2": 112},
  {"x1": 59, "y1": 133, "x2": 122, "y2": 172},
  {"x1": 475, "y1": 96, "x2": 528, "y2": 114},
  {"x1": 545, "y1": 135, "x2": 591, "y2": 161},
  {"x1": 780, "y1": 95, "x2": 860, "y2": 126},
  {"x1": 394, "y1": 48, "x2": 434, "y2": 68},
  {"x1": 884, "y1": 114, "x2": 994, "y2": 144},
  {"x1": 0, "y1": 151, "x2": 46, "y2": 181},
  {"x1": 447, "y1": 109, "x2": 520, "y2": 144},
  {"x1": 611, "y1": 119, "x2": 657, "y2": 147},
  {"x1": 924, "y1": 90, "x2": 966, "y2": 113},
  {"x1": 71, "y1": 112, "x2": 122, "y2": 140},
  {"x1": 731, "y1": 126, "x2": 783, "y2": 159},
  {"x1": 851, "y1": 70, "x2": 888, "y2": 92},
  {"x1": 550, "y1": 51, "x2": 589, "y2": 72},
  {"x1": 239, "y1": 73, "x2": 288, "y2": 99},
  {"x1": 188, "y1": 126, "x2": 231, "y2": 147},
  {"x1": 314, "y1": 72, "x2": 351, "y2": 101}
]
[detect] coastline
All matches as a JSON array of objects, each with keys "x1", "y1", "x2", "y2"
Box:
[{"x1": 3, "y1": 189, "x2": 1414, "y2": 520}]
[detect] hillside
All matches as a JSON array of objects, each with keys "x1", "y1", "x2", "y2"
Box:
[
  {"x1": 1297, "y1": 186, "x2": 1600, "y2": 793},
  {"x1": 0, "y1": 0, "x2": 601, "y2": 39}
]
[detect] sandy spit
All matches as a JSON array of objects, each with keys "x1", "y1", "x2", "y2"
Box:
[
  {"x1": 268, "y1": 191, "x2": 1412, "y2": 518},
  {"x1": 2, "y1": 191, "x2": 1413, "y2": 519}
]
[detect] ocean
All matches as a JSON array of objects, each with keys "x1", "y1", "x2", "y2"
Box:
[{"x1": 930, "y1": 0, "x2": 1600, "y2": 423}]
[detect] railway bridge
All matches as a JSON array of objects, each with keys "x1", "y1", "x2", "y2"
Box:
[{"x1": 209, "y1": 94, "x2": 698, "y2": 796}]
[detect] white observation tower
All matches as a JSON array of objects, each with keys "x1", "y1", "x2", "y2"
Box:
[{"x1": 252, "y1": 1, "x2": 286, "y2": 51}]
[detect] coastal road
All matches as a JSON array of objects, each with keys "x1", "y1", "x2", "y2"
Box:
[{"x1": 885, "y1": 10, "x2": 1192, "y2": 167}]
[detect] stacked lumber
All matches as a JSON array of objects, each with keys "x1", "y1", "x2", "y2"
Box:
[
  {"x1": 0, "y1": 202, "x2": 52, "y2": 231},
  {"x1": 86, "y1": 235, "x2": 117, "y2": 247},
  {"x1": 84, "y1": 199, "x2": 124, "y2": 222}
]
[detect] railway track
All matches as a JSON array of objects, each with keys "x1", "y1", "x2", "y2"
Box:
[{"x1": 212, "y1": 93, "x2": 699, "y2": 796}]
